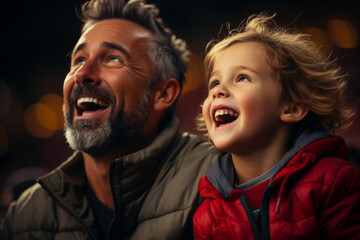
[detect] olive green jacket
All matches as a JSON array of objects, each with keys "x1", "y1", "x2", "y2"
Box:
[{"x1": 1, "y1": 119, "x2": 218, "y2": 239}]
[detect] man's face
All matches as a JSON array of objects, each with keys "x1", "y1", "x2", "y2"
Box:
[{"x1": 63, "y1": 19, "x2": 154, "y2": 156}]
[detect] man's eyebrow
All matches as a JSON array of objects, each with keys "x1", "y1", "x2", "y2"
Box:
[
  {"x1": 72, "y1": 43, "x2": 87, "y2": 58},
  {"x1": 71, "y1": 42, "x2": 131, "y2": 60},
  {"x1": 102, "y1": 42, "x2": 130, "y2": 60}
]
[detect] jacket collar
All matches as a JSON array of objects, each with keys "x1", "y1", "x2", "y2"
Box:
[
  {"x1": 37, "y1": 118, "x2": 181, "y2": 236},
  {"x1": 109, "y1": 118, "x2": 181, "y2": 235},
  {"x1": 205, "y1": 130, "x2": 337, "y2": 200},
  {"x1": 109, "y1": 118, "x2": 179, "y2": 208},
  {"x1": 37, "y1": 152, "x2": 97, "y2": 238}
]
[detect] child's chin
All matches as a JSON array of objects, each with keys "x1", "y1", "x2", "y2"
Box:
[{"x1": 212, "y1": 141, "x2": 233, "y2": 153}]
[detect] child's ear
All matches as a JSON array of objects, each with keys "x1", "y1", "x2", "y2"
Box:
[
  {"x1": 280, "y1": 102, "x2": 309, "y2": 123},
  {"x1": 152, "y1": 78, "x2": 180, "y2": 111}
]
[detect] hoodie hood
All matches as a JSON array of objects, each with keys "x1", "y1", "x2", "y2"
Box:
[{"x1": 204, "y1": 130, "x2": 339, "y2": 200}]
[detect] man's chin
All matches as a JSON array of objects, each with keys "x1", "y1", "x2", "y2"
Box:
[
  {"x1": 64, "y1": 125, "x2": 112, "y2": 153},
  {"x1": 72, "y1": 118, "x2": 105, "y2": 131}
]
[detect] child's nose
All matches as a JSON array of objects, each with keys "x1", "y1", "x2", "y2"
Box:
[{"x1": 212, "y1": 84, "x2": 229, "y2": 99}]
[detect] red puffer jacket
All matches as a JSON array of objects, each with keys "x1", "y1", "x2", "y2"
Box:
[{"x1": 193, "y1": 136, "x2": 360, "y2": 240}]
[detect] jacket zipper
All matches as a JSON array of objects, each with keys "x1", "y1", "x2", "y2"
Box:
[
  {"x1": 240, "y1": 195, "x2": 261, "y2": 240},
  {"x1": 108, "y1": 162, "x2": 123, "y2": 240},
  {"x1": 259, "y1": 186, "x2": 273, "y2": 240},
  {"x1": 239, "y1": 186, "x2": 273, "y2": 240}
]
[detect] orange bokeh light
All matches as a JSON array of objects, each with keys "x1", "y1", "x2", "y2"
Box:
[{"x1": 328, "y1": 19, "x2": 358, "y2": 49}]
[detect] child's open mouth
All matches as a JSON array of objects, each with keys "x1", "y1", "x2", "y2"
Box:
[{"x1": 214, "y1": 109, "x2": 239, "y2": 127}]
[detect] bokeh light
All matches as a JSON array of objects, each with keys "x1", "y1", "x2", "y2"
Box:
[
  {"x1": 328, "y1": 19, "x2": 358, "y2": 49},
  {"x1": 23, "y1": 93, "x2": 64, "y2": 138},
  {"x1": 303, "y1": 27, "x2": 333, "y2": 55},
  {"x1": 35, "y1": 103, "x2": 58, "y2": 131},
  {"x1": 38, "y1": 94, "x2": 64, "y2": 130},
  {"x1": 0, "y1": 125, "x2": 8, "y2": 156},
  {"x1": 24, "y1": 104, "x2": 55, "y2": 138},
  {"x1": 183, "y1": 54, "x2": 207, "y2": 94}
]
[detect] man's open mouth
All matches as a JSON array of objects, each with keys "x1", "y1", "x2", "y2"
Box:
[
  {"x1": 214, "y1": 109, "x2": 239, "y2": 127},
  {"x1": 75, "y1": 96, "x2": 110, "y2": 116}
]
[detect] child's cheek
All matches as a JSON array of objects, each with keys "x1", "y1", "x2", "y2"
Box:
[{"x1": 202, "y1": 97, "x2": 212, "y2": 129}]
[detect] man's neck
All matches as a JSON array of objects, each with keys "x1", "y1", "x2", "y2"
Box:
[
  {"x1": 82, "y1": 144, "x2": 145, "y2": 209},
  {"x1": 83, "y1": 153, "x2": 114, "y2": 209},
  {"x1": 82, "y1": 130, "x2": 160, "y2": 209}
]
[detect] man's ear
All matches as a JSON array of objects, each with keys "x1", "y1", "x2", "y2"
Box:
[
  {"x1": 280, "y1": 102, "x2": 309, "y2": 123},
  {"x1": 152, "y1": 78, "x2": 180, "y2": 111}
]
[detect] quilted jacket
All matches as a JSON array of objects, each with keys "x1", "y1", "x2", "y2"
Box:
[
  {"x1": 193, "y1": 131, "x2": 360, "y2": 240},
  {"x1": 1, "y1": 118, "x2": 219, "y2": 240}
]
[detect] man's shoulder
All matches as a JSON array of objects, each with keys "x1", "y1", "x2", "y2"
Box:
[
  {"x1": 164, "y1": 132, "x2": 220, "y2": 174},
  {"x1": 1, "y1": 183, "x2": 55, "y2": 236},
  {"x1": 2, "y1": 180, "x2": 89, "y2": 239},
  {"x1": 174, "y1": 132, "x2": 219, "y2": 157},
  {"x1": 9, "y1": 183, "x2": 51, "y2": 213},
  {"x1": 135, "y1": 133, "x2": 218, "y2": 239},
  {"x1": 138, "y1": 132, "x2": 219, "y2": 217}
]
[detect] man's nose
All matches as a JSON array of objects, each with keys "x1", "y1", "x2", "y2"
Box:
[{"x1": 74, "y1": 61, "x2": 101, "y2": 85}]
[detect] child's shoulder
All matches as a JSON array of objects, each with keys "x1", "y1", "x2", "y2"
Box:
[{"x1": 302, "y1": 155, "x2": 360, "y2": 188}]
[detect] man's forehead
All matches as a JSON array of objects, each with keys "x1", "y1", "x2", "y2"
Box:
[
  {"x1": 82, "y1": 19, "x2": 152, "y2": 42},
  {"x1": 72, "y1": 19, "x2": 153, "y2": 55}
]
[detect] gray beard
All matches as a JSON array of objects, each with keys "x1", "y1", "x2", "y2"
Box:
[{"x1": 64, "y1": 88, "x2": 151, "y2": 157}]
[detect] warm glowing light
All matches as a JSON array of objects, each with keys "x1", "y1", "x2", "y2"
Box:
[
  {"x1": 183, "y1": 54, "x2": 207, "y2": 93},
  {"x1": 0, "y1": 125, "x2": 8, "y2": 156},
  {"x1": 24, "y1": 104, "x2": 54, "y2": 138},
  {"x1": 38, "y1": 93, "x2": 64, "y2": 130},
  {"x1": 303, "y1": 27, "x2": 333, "y2": 55},
  {"x1": 35, "y1": 103, "x2": 58, "y2": 130},
  {"x1": 328, "y1": 19, "x2": 358, "y2": 48}
]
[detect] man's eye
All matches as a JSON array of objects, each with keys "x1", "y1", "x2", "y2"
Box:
[
  {"x1": 105, "y1": 56, "x2": 124, "y2": 67},
  {"x1": 71, "y1": 57, "x2": 85, "y2": 69},
  {"x1": 109, "y1": 57, "x2": 120, "y2": 62},
  {"x1": 73, "y1": 58, "x2": 85, "y2": 66}
]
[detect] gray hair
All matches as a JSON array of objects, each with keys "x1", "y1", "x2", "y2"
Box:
[{"x1": 78, "y1": 0, "x2": 190, "y2": 119}]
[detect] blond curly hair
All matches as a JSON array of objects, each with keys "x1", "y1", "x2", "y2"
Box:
[{"x1": 198, "y1": 13, "x2": 354, "y2": 135}]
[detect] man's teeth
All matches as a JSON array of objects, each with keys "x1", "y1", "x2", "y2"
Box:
[
  {"x1": 76, "y1": 97, "x2": 108, "y2": 107},
  {"x1": 214, "y1": 109, "x2": 238, "y2": 118}
]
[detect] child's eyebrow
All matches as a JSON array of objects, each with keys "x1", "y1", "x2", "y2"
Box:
[
  {"x1": 232, "y1": 65, "x2": 260, "y2": 75},
  {"x1": 210, "y1": 65, "x2": 260, "y2": 79},
  {"x1": 209, "y1": 70, "x2": 219, "y2": 79}
]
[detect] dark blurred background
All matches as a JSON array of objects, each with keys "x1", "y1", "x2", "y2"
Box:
[{"x1": 0, "y1": 0, "x2": 359, "y2": 210}]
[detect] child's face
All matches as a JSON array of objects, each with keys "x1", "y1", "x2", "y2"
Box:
[{"x1": 202, "y1": 42, "x2": 285, "y2": 154}]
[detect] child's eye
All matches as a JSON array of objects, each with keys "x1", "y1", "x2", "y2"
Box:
[
  {"x1": 208, "y1": 79, "x2": 220, "y2": 89},
  {"x1": 235, "y1": 75, "x2": 251, "y2": 83}
]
